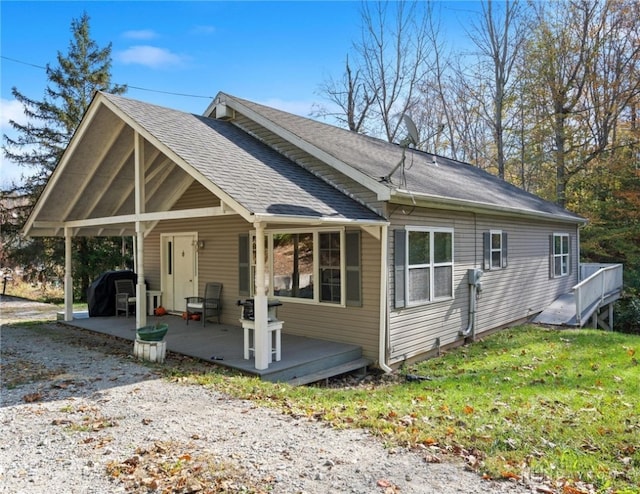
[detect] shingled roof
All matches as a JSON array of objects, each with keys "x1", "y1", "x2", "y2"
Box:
[
  {"x1": 101, "y1": 93, "x2": 384, "y2": 223},
  {"x1": 217, "y1": 93, "x2": 585, "y2": 223},
  {"x1": 25, "y1": 90, "x2": 584, "y2": 238}
]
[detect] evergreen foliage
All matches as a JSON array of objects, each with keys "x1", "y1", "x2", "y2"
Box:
[{"x1": 1, "y1": 12, "x2": 129, "y2": 300}]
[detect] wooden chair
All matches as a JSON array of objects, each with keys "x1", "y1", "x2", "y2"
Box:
[
  {"x1": 185, "y1": 282, "x2": 222, "y2": 326},
  {"x1": 115, "y1": 279, "x2": 136, "y2": 317}
]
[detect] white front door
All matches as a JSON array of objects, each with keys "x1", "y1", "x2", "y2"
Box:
[{"x1": 161, "y1": 233, "x2": 198, "y2": 312}]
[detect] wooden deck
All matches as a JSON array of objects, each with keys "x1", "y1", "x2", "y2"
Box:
[{"x1": 60, "y1": 313, "x2": 370, "y2": 384}]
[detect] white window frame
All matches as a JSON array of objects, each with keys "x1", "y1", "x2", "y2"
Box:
[
  {"x1": 553, "y1": 233, "x2": 570, "y2": 277},
  {"x1": 252, "y1": 227, "x2": 347, "y2": 306},
  {"x1": 490, "y1": 230, "x2": 503, "y2": 270},
  {"x1": 406, "y1": 227, "x2": 454, "y2": 306}
]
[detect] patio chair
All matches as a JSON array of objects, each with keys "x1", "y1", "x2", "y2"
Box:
[
  {"x1": 185, "y1": 282, "x2": 222, "y2": 326},
  {"x1": 115, "y1": 279, "x2": 136, "y2": 317}
]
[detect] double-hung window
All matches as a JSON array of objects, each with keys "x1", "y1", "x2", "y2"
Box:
[
  {"x1": 239, "y1": 229, "x2": 361, "y2": 306},
  {"x1": 552, "y1": 233, "x2": 570, "y2": 277},
  {"x1": 396, "y1": 227, "x2": 454, "y2": 307}
]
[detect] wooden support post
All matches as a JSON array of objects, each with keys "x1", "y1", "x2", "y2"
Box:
[
  {"x1": 608, "y1": 303, "x2": 614, "y2": 331},
  {"x1": 253, "y1": 222, "x2": 269, "y2": 370},
  {"x1": 64, "y1": 227, "x2": 73, "y2": 321},
  {"x1": 134, "y1": 132, "x2": 147, "y2": 328},
  {"x1": 595, "y1": 303, "x2": 614, "y2": 331}
]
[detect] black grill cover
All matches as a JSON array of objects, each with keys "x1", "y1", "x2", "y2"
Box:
[{"x1": 87, "y1": 270, "x2": 136, "y2": 317}]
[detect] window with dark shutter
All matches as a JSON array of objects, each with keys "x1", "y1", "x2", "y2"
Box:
[{"x1": 394, "y1": 229, "x2": 406, "y2": 309}]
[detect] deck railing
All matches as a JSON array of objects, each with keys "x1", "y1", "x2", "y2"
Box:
[{"x1": 574, "y1": 263, "x2": 623, "y2": 326}]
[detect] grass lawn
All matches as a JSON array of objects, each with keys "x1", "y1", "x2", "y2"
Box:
[{"x1": 172, "y1": 325, "x2": 640, "y2": 494}]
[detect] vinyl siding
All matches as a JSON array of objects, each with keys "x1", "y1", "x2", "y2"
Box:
[
  {"x1": 387, "y1": 207, "x2": 579, "y2": 364},
  {"x1": 145, "y1": 183, "x2": 383, "y2": 361},
  {"x1": 274, "y1": 228, "x2": 381, "y2": 360}
]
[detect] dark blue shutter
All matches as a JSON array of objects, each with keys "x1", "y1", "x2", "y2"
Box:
[
  {"x1": 239, "y1": 234, "x2": 250, "y2": 297},
  {"x1": 394, "y1": 229, "x2": 406, "y2": 309},
  {"x1": 502, "y1": 232, "x2": 508, "y2": 268},
  {"x1": 568, "y1": 235, "x2": 572, "y2": 275},
  {"x1": 483, "y1": 232, "x2": 491, "y2": 270},
  {"x1": 549, "y1": 235, "x2": 555, "y2": 278},
  {"x1": 345, "y1": 231, "x2": 362, "y2": 307}
]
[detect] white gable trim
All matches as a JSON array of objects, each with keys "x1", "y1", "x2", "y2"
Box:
[
  {"x1": 99, "y1": 95, "x2": 254, "y2": 224},
  {"x1": 22, "y1": 93, "x2": 111, "y2": 236}
]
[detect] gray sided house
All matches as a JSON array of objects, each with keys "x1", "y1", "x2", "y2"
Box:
[{"x1": 24, "y1": 91, "x2": 590, "y2": 373}]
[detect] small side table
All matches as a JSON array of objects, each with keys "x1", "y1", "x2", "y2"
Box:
[
  {"x1": 147, "y1": 290, "x2": 163, "y2": 316},
  {"x1": 240, "y1": 319, "x2": 283, "y2": 363}
]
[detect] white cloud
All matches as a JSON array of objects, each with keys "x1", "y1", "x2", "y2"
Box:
[
  {"x1": 122, "y1": 29, "x2": 158, "y2": 40},
  {"x1": 0, "y1": 98, "x2": 29, "y2": 130},
  {"x1": 115, "y1": 45, "x2": 188, "y2": 69},
  {"x1": 190, "y1": 25, "x2": 215, "y2": 35}
]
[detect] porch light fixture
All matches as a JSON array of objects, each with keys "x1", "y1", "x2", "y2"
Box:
[{"x1": 198, "y1": 240, "x2": 205, "y2": 249}]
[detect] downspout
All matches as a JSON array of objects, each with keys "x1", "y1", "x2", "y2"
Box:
[
  {"x1": 379, "y1": 224, "x2": 393, "y2": 372},
  {"x1": 459, "y1": 282, "x2": 477, "y2": 340},
  {"x1": 460, "y1": 213, "x2": 479, "y2": 340}
]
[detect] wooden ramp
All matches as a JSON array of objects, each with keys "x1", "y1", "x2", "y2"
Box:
[
  {"x1": 533, "y1": 293, "x2": 580, "y2": 326},
  {"x1": 534, "y1": 263, "x2": 623, "y2": 329}
]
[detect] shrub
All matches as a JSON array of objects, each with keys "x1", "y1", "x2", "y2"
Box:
[{"x1": 615, "y1": 293, "x2": 640, "y2": 335}]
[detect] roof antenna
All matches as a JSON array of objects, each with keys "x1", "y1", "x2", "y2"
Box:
[{"x1": 381, "y1": 114, "x2": 419, "y2": 184}]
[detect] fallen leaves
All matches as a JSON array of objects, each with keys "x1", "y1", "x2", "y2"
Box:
[
  {"x1": 106, "y1": 441, "x2": 272, "y2": 494},
  {"x1": 22, "y1": 392, "x2": 43, "y2": 403},
  {"x1": 49, "y1": 405, "x2": 118, "y2": 433},
  {"x1": 377, "y1": 478, "x2": 401, "y2": 493},
  {"x1": 500, "y1": 470, "x2": 521, "y2": 480}
]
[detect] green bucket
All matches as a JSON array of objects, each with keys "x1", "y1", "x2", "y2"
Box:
[{"x1": 136, "y1": 323, "x2": 169, "y2": 341}]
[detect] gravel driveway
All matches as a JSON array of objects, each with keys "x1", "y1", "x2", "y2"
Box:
[{"x1": 1, "y1": 296, "x2": 534, "y2": 493}]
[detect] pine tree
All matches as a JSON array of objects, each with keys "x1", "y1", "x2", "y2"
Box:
[
  {"x1": 1, "y1": 12, "x2": 129, "y2": 300},
  {"x1": 4, "y1": 11, "x2": 126, "y2": 188}
]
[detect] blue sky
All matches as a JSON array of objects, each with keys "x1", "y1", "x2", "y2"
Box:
[{"x1": 1, "y1": 1, "x2": 479, "y2": 186}]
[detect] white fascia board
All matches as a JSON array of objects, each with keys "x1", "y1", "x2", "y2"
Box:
[
  {"x1": 391, "y1": 189, "x2": 587, "y2": 225},
  {"x1": 219, "y1": 94, "x2": 391, "y2": 202},
  {"x1": 253, "y1": 212, "x2": 388, "y2": 227},
  {"x1": 33, "y1": 206, "x2": 235, "y2": 232}
]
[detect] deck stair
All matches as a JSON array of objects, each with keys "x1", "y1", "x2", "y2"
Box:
[
  {"x1": 258, "y1": 343, "x2": 370, "y2": 384},
  {"x1": 285, "y1": 357, "x2": 371, "y2": 386},
  {"x1": 534, "y1": 263, "x2": 623, "y2": 329}
]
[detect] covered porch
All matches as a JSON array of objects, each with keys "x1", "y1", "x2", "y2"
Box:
[
  {"x1": 61, "y1": 313, "x2": 370, "y2": 385},
  {"x1": 22, "y1": 92, "x2": 387, "y2": 378}
]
